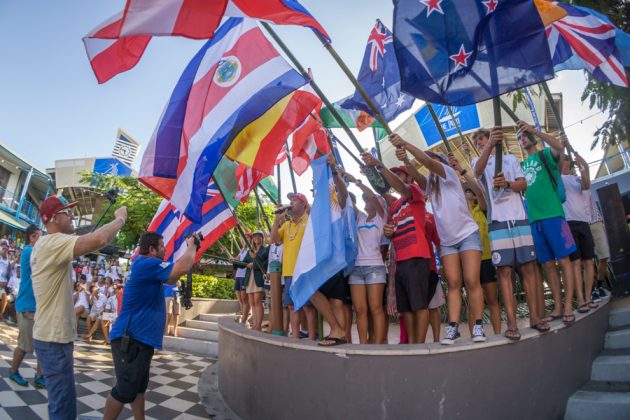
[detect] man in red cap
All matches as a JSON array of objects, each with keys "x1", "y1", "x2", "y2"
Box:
[{"x1": 31, "y1": 195, "x2": 127, "y2": 419}]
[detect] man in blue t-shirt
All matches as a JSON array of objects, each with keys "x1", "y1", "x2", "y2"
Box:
[
  {"x1": 9, "y1": 224, "x2": 45, "y2": 388},
  {"x1": 103, "y1": 231, "x2": 198, "y2": 419}
]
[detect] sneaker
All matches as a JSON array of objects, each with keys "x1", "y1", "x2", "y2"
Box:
[
  {"x1": 597, "y1": 287, "x2": 608, "y2": 299},
  {"x1": 440, "y1": 324, "x2": 460, "y2": 345},
  {"x1": 472, "y1": 323, "x2": 487, "y2": 342},
  {"x1": 33, "y1": 375, "x2": 46, "y2": 389},
  {"x1": 591, "y1": 290, "x2": 602, "y2": 304},
  {"x1": 9, "y1": 371, "x2": 27, "y2": 387}
]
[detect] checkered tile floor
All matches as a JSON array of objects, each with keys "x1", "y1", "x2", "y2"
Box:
[{"x1": 0, "y1": 323, "x2": 214, "y2": 419}]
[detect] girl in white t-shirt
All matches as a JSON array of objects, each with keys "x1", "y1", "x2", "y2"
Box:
[
  {"x1": 344, "y1": 172, "x2": 387, "y2": 345},
  {"x1": 389, "y1": 134, "x2": 486, "y2": 345}
]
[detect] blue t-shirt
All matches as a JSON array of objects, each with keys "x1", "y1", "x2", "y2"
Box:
[
  {"x1": 15, "y1": 245, "x2": 35, "y2": 313},
  {"x1": 110, "y1": 255, "x2": 173, "y2": 349},
  {"x1": 163, "y1": 283, "x2": 179, "y2": 298}
]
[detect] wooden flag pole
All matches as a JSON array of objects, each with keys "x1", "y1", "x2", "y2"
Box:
[
  {"x1": 254, "y1": 186, "x2": 272, "y2": 232},
  {"x1": 257, "y1": 182, "x2": 278, "y2": 205},
  {"x1": 540, "y1": 81, "x2": 575, "y2": 161},
  {"x1": 446, "y1": 106, "x2": 479, "y2": 157},
  {"x1": 426, "y1": 104, "x2": 453, "y2": 153},
  {"x1": 492, "y1": 97, "x2": 503, "y2": 190},
  {"x1": 284, "y1": 141, "x2": 298, "y2": 194},
  {"x1": 261, "y1": 22, "x2": 390, "y2": 194},
  {"x1": 497, "y1": 98, "x2": 538, "y2": 146},
  {"x1": 276, "y1": 164, "x2": 282, "y2": 204}
]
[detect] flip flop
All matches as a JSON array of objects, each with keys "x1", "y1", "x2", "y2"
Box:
[
  {"x1": 504, "y1": 328, "x2": 521, "y2": 341},
  {"x1": 318, "y1": 336, "x2": 347, "y2": 347},
  {"x1": 542, "y1": 314, "x2": 562, "y2": 323},
  {"x1": 577, "y1": 304, "x2": 590, "y2": 314},
  {"x1": 588, "y1": 301, "x2": 599, "y2": 309},
  {"x1": 531, "y1": 321, "x2": 550, "y2": 333},
  {"x1": 563, "y1": 314, "x2": 576, "y2": 325}
]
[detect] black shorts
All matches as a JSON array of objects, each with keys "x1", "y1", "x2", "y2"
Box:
[
  {"x1": 480, "y1": 259, "x2": 497, "y2": 284},
  {"x1": 319, "y1": 271, "x2": 349, "y2": 301},
  {"x1": 394, "y1": 258, "x2": 433, "y2": 313},
  {"x1": 568, "y1": 221, "x2": 596, "y2": 261},
  {"x1": 110, "y1": 338, "x2": 155, "y2": 404}
]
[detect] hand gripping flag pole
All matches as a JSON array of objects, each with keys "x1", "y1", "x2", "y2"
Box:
[
  {"x1": 261, "y1": 22, "x2": 390, "y2": 195},
  {"x1": 540, "y1": 81, "x2": 575, "y2": 162}
]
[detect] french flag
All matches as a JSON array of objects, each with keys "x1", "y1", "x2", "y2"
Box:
[
  {"x1": 84, "y1": 0, "x2": 330, "y2": 83},
  {"x1": 148, "y1": 180, "x2": 237, "y2": 263},
  {"x1": 138, "y1": 18, "x2": 308, "y2": 223}
]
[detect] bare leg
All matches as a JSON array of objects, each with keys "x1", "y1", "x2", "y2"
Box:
[
  {"x1": 429, "y1": 308, "x2": 440, "y2": 342},
  {"x1": 253, "y1": 292, "x2": 264, "y2": 331},
  {"x1": 597, "y1": 258, "x2": 608, "y2": 285},
  {"x1": 414, "y1": 309, "x2": 430, "y2": 344},
  {"x1": 309, "y1": 292, "x2": 344, "y2": 339},
  {"x1": 103, "y1": 394, "x2": 125, "y2": 420},
  {"x1": 481, "y1": 282, "x2": 501, "y2": 334},
  {"x1": 87, "y1": 319, "x2": 101, "y2": 338},
  {"x1": 0, "y1": 294, "x2": 8, "y2": 319},
  {"x1": 519, "y1": 261, "x2": 543, "y2": 327},
  {"x1": 403, "y1": 312, "x2": 416, "y2": 344},
  {"x1": 283, "y1": 307, "x2": 289, "y2": 336},
  {"x1": 442, "y1": 253, "x2": 463, "y2": 324},
  {"x1": 130, "y1": 393, "x2": 146, "y2": 420},
  {"x1": 343, "y1": 304, "x2": 352, "y2": 343},
  {"x1": 351, "y1": 285, "x2": 368, "y2": 344},
  {"x1": 542, "y1": 261, "x2": 563, "y2": 317},
  {"x1": 461, "y1": 250, "x2": 484, "y2": 322},
  {"x1": 241, "y1": 292, "x2": 251, "y2": 325},
  {"x1": 172, "y1": 313, "x2": 180, "y2": 337},
  {"x1": 367, "y1": 284, "x2": 386, "y2": 344},
  {"x1": 573, "y1": 260, "x2": 586, "y2": 306},
  {"x1": 303, "y1": 305, "x2": 318, "y2": 340},
  {"x1": 534, "y1": 264, "x2": 545, "y2": 319},
  {"x1": 289, "y1": 306, "x2": 300, "y2": 339},
  {"x1": 497, "y1": 266, "x2": 517, "y2": 331},
  {"x1": 164, "y1": 313, "x2": 171, "y2": 335},
  {"x1": 247, "y1": 293, "x2": 256, "y2": 328},
  {"x1": 583, "y1": 259, "x2": 595, "y2": 301},
  {"x1": 101, "y1": 321, "x2": 110, "y2": 344},
  {"x1": 558, "y1": 256, "x2": 576, "y2": 315},
  {"x1": 11, "y1": 347, "x2": 26, "y2": 372}
]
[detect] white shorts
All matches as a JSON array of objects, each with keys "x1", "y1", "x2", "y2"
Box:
[
  {"x1": 589, "y1": 222, "x2": 610, "y2": 260},
  {"x1": 428, "y1": 278, "x2": 445, "y2": 309}
]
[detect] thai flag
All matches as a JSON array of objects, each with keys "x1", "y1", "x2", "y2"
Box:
[
  {"x1": 83, "y1": 0, "x2": 330, "y2": 83},
  {"x1": 138, "y1": 18, "x2": 308, "y2": 223},
  {"x1": 546, "y1": 2, "x2": 628, "y2": 87},
  {"x1": 148, "y1": 181, "x2": 237, "y2": 263}
]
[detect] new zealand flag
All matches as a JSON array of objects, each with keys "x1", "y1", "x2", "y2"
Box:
[{"x1": 393, "y1": 0, "x2": 554, "y2": 106}]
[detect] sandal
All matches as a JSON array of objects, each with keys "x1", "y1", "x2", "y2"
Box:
[
  {"x1": 577, "y1": 303, "x2": 590, "y2": 314},
  {"x1": 531, "y1": 321, "x2": 550, "y2": 333},
  {"x1": 588, "y1": 301, "x2": 599, "y2": 309},
  {"x1": 504, "y1": 328, "x2": 521, "y2": 341},
  {"x1": 318, "y1": 336, "x2": 347, "y2": 347},
  {"x1": 542, "y1": 314, "x2": 562, "y2": 323},
  {"x1": 562, "y1": 314, "x2": 576, "y2": 325}
]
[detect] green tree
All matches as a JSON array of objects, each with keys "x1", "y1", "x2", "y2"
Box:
[
  {"x1": 559, "y1": 0, "x2": 630, "y2": 150},
  {"x1": 79, "y1": 172, "x2": 162, "y2": 250}
]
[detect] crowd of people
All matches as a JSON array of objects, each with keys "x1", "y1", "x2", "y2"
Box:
[{"x1": 233, "y1": 122, "x2": 611, "y2": 347}]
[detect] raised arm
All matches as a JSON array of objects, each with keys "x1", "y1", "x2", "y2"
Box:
[
  {"x1": 327, "y1": 154, "x2": 348, "y2": 209},
  {"x1": 167, "y1": 235, "x2": 198, "y2": 283},
  {"x1": 74, "y1": 207, "x2": 127, "y2": 258},
  {"x1": 389, "y1": 134, "x2": 446, "y2": 179},
  {"x1": 394, "y1": 147, "x2": 427, "y2": 191},
  {"x1": 344, "y1": 172, "x2": 384, "y2": 218},
  {"x1": 474, "y1": 127, "x2": 501, "y2": 177},
  {"x1": 448, "y1": 153, "x2": 487, "y2": 211},
  {"x1": 517, "y1": 120, "x2": 568, "y2": 158},
  {"x1": 360, "y1": 152, "x2": 411, "y2": 199},
  {"x1": 574, "y1": 153, "x2": 591, "y2": 190}
]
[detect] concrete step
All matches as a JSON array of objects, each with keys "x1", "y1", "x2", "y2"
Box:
[
  {"x1": 591, "y1": 354, "x2": 630, "y2": 382},
  {"x1": 162, "y1": 335, "x2": 218, "y2": 358},
  {"x1": 177, "y1": 326, "x2": 218, "y2": 342},
  {"x1": 565, "y1": 390, "x2": 630, "y2": 420},
  {"x1": 582, "y1": 380, "x2": 630, "y2": 393},
  {"x1": 609, "y1": 306, "x2": 630, "y2": 329},
  {"x1": 605, "y1": 327, "x2": 630, "y2": 350},
  {"x1": 186, "y1": 319, "x2": 218, "y2": 331},
  {"x1": 198, "y1": 313, "x2": 235, "y2": 323}
]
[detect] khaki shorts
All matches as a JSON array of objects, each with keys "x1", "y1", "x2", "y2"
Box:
[
  {"x1": 590, "y1": 221, "x2": 610, "y2": 260},
  {"x1": 246, "y1": 273, "x2": 264, "y2": 294},
  {"x1": 17, "y1": 311, "x2": 35, "y2": 353},
  {"x1": 165, "y1": 297, "x2": 180, "y2": 315}
]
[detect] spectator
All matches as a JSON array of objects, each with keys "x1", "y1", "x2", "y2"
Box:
[
  {"x1": 425, "y1": 212, "x2": 446, "y2": 342},
  {"x1": 84, "y1": 285, "x2": 109, "y2": 344},
  {"x1": 232, "y1": 246, "x2": 250, "y2": 326},
  {"x1": 561, "y1": 153, "x2": 598, "y2": 312},
  {"x1": 103, "y1": 231, "x2": 197, "y2": 419},
  {"x1": 589, "y1": 196, "x2": 609, "y2": 302},
  {"x1": 518, "y1": 121, "x2": 578, "y2": 325},
  {"x1": 0, "y1": 240, "x2": 10, "y2": 321},
  {"x1": 74, "y1": 282, "x2": 89, "y2": 326},
  {"x1": 244, "y1": 231, "x2": 269, "y2": 332},
  {"x1": 9, "y1": 224, "x2": 45, "y2": 389},
  {"x1": 108, "y1": 260, "x2": 122, "y2": 281},
  {"x1": 31, "y1": 195, "x2": 126, "y2": 419},
  {"x1": 164, "y1": 282, "x2": 181, "y2": 336},
  {"x1": 472, "y1": 127, "x2": 547, "y2": 340},
  {"x1": 266, "y1": 234, "x2": 287, "y2": 334}
]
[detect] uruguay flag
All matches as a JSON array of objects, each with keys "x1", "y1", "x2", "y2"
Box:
[
  {"x1": 139, "y1": 18, "x2": 307, "y2": 222},
  {"x1": 290, "y1": 156, "x2": 354, "y2": 310}
]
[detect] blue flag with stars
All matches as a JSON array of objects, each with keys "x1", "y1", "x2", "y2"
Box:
[
  {"x1": 393, "y1": 0, "x2": 554, "y2": 106},
  {"x1": 341, "y1": 21, "x2": 414, "y2": 121}
]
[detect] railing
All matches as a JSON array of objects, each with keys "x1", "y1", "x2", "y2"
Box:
[
  {"x1": 0, "y1": 186, "x2": 42, "y2": 226},
  {"x1": 588, "y1": 149, "x2": 630, "y2": 178},
  {"x1": 0, "y1": 185, "x2": 19, "y2": 211}
]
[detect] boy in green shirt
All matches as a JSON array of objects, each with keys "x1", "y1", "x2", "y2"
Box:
[{"x1": 518, "y1": 121, "x2": 577, "y2": 324}]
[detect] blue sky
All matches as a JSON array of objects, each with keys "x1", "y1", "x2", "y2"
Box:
[{"x1": 0, "y1": 1, "x2": 609, "y2": 197}]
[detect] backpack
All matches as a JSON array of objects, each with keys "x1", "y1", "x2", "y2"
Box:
[{"x1": 538, "y1": 150, "x2": 566, "y2": 203}]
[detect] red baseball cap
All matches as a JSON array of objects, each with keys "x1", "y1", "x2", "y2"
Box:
[
  {"x1": 287, "y1": 192, "x2": 309, "y2": 207},
  {"x1": 390, "y1": 166, "x2": 410, "y2": 177},
  {"x1": 40, "y1": 195, "x2": 78, "y2": 224}
]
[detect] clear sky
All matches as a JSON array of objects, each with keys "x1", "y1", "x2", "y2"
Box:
[{"x1": 0, "y1": 1, "x2": 609, "y2": 203}]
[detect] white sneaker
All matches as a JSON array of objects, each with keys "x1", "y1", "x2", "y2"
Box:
[
  {"x1": 472, "y1": 323, "x2": 487, "y2": 342},
  {"x1": 440, "y1": 324, "x2": 460, "y2": 345}
]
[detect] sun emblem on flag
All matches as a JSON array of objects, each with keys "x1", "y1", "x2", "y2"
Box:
[
  {"x1": 329, "y1": 183, "x2": 341, "y2": 211},
  {"x1": 214, "y1": 56, "x2": 242, "y2": 88}
]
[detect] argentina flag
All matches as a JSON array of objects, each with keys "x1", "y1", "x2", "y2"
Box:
[{"x1": 289, "y1": 156, "x2": 353, "y2": 310}]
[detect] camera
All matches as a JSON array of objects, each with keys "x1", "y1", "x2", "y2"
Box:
[{"x1": 186, "y1": 232, "x2": 204, "y2": 250}]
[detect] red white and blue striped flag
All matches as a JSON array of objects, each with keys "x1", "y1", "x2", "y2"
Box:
[
  {"x1": 148, "y1": 180, "x2": 237, "y2": 263},
  {"x1": 83, "y1": 0, "x2": 330, "y2": 83},
  {"x1": 546, "y1": 2, "x2": 628, "y2": 87},
  {"x1": 138, "y1": 18, "x2": 308, "y2": 223}
]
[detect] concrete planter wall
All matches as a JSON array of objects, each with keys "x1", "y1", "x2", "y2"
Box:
[
  {"x1": 178, "y1": 298, "x2": 239, "y2": 324},
  {"x1": 217, "y1": 304, "x2": 609, "y2": 420}
]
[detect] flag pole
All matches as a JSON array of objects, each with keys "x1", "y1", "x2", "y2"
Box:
[
  {"x1": 497, "y1": 97, "x2": 539, "y2": 146},
  {"x1": 276, "y1": 164, "x2": 282, "y2": 203},
  {"x1": 540, "y1": 81, "x2": 575, "y2": 160},
  {"x1": 284, "y1": 141, "x2": 298, "y2": 193},
  {"x1": 257, "y1": 182, "x2": 278, "y2": 205},
  {"x1": 254, "y1": 186, "x2": 272, "y2": 232},
  {"x1": 261, "y1": 22, "x2": 390, "y2": 194},
  {"x1": 372, "y1": 127, "x2": 383, "y2": 161},
  {"x1": 426, "y1": 104, "x2": 453, "y2": 153},
  {"x1": 492, "y1": 97, "x2": 503, "y2": 190},
  {"x1": 446, "y1": 106, "x2": 479, "y2": 157}
]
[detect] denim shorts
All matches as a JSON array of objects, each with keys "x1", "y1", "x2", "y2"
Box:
[
  {"x1": 283, "y1": 276, "x2": 293, "y2": 307},
  {"x1": 440, "y1": 230, "x2": 482, "y2": 257},
  {"x1": 233, "y1": 277, "x2": 246, "y2": 292},
  {"x1": 348, "y1": 265, "x2": 386, "y2": 285}
]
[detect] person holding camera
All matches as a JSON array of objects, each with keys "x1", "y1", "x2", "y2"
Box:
[{"x1": 103, "y1": 231, "x2": 199, "y2": 420}]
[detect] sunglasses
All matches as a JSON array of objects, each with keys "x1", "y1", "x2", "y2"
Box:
[{"x1": 56, "y1": 210, "x2": 74, "y2": 218}]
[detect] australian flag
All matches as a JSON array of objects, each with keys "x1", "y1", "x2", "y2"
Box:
[
  {"x1": 341, "y1": 21, "x2": 414, "y2": 121},
  {"x1": 393, "y1": 0, "x2": 554, "y2": 106}
]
